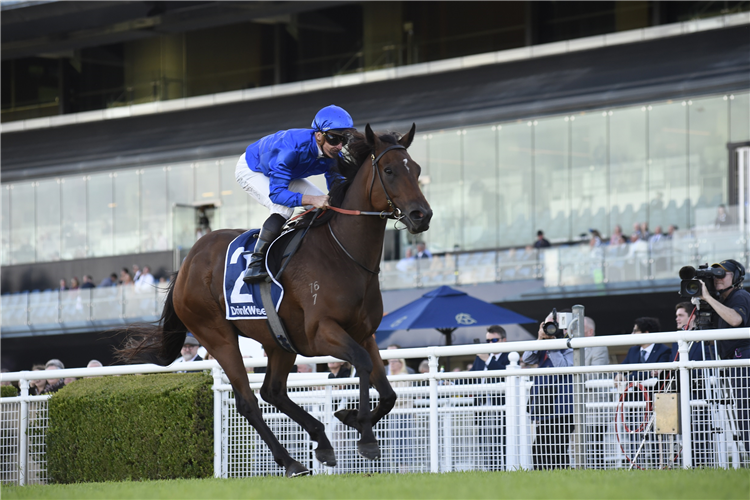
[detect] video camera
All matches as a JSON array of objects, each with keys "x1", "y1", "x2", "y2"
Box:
[
  {"x1": 541, "y1": 308, "x2": 572, "y2": 339},
  {"x1": 679, "y1": 264, "x2": 723, "y2": 300},
  {"x1": 679, "y1": 264, "x2": 721, "y2": 329}
]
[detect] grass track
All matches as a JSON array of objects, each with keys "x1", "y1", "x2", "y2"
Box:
[{"x1": 2, "y1": 469, "x2": 748, "y2": 500}]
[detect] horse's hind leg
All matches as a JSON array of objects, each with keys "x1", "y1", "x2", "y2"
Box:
[
  {"x1": 260, "y1": 349, "x2": 336, "y2": 467},
  {"x1": 200, "y1": 336, "x2": 310, "y2": 477},
  {"x1": 334, "y1": 335, "x2": 396, "y2": 430}
]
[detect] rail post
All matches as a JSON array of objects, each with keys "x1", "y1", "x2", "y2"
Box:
[
  {"x1": 428, "y1": 354, "x2": 439, "y2": 472},
  {"x1": 571, "y1": 304, "x2": 586, "y2": 468},
  {"x1": 212, "y1": 366, "x2": 223, "y2": 478},
  {"x1": 505, "y1": 352, "x2": 520, "y2": 470},
  {"x1": 678, "y1": 340, "x2": 693, "y2": 469},
  {"x1": 18, "y1": 377, "x2": 29, "y2": 486}
]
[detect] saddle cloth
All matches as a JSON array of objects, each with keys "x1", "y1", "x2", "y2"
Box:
[
  {"x1": 223, "y1": 229, "x2": 283, "y2": 321},
  {"x1": 222, "y1": 227, "x2": 305, "y2": 321}
]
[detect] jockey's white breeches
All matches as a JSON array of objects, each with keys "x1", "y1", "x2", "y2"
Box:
[{"x1": 235, "y1": 153, "x2": 324, "y2": 219}]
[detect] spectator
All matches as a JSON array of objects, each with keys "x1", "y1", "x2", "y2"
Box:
[
  {"x1": 58, "y1": 279, "x2": 67, "y2": 291},
  {"x1": 666, "y1": 224, "x2": 678, "y2": 239},
  {"x1": 42, "y1": 359, "x2": 66, "y2": 394},
  {"x1": 119, "y1": 268, "x2": 133, "y2": 286},
  {"x1": 132, "y1": 264, "x2": 142, "y2": 282},
  {"x1": 327, "y1": 361, "x2": 353, "y2": 379},
  {"x1": 648, "y1": 226, "x2": 665, "y2": 250},
  {"x1": 588, "y1": 229, "x2": 603, "y2": 248},
  {"x1": 99, "y1": 273, "x2": 118, "y2": 287},
  {"x1": 87, "y1": 359, "x2": 103, "y2": 368},
  {"x1": 469, "y1": 325, "x2": 509, "y2": 471},
  {"x1": 135, "y1": 265, "x2": 155, "y2": 291},
  {"x1": 470, "y1": 325, "x2": 510, "y2": 373},
  {"x1": 176, "y1": 333, "x2": 203, "y2": 364},
  {"x1": 418, "y1": 359, "x2": 430, "y2": 374},
  {"x1": 522, "y1": 312, "x2": 574, "y2": 470},
  {"x1": 639, "y1": 222, "x2": 650, "y2": 241},
  {"x1": 385, "y1": 345, "x2": 415, "y2": 375},
  {"x1": 631, "y1": 222, "x2": 642, "y2": 241},
  {"x1": 28, "y1": 364, "x2": 47, "y2": 396},
  {"x1": 609, "y1": 225, "x2": 623, "y2": 246},
  {"x1": 617, "y1": 317, "x2": 670, "y2": 382},
  {"x1": 669, "y1": 302, "x2": 714, "y2": 362},
  {"x1": 533, "y1": 230, "x2": 551, "y2": 249},
  {"x1": 415, "y1": 241, "x2": 431, "y2": 259},
  {"x1": 297, "y1": 363, "x2": 315, "y2": 373},
  {"x1": 69, "y1": 277, "x2": 80, "y2": 290},
  {"x1": 80, "y1": 275, "x2": 96, "y2": 289},
  {"x1": 584, "y1": 317, "x2": 609, "y2": 366},
  {"x1": 715, "y1": 204, "x2": 731, "y2": 228}
]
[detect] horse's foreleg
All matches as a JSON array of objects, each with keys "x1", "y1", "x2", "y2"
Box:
[
  {"x1": 334, "y1": 335, "x2": 396, "y2": 429},
  {"x1": 314, "y1": 319, "x2": 379, "y2": 461},
  {"x1": 260, "y1": 349, "x2": 336, "y2": 467},
  {"x1": 209, "y1": 342, "x2": 310, "y2": 477}
]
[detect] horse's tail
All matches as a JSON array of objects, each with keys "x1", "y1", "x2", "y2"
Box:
[{"x1": 114, "y1": 274, "x2": 187, "y2": 366}]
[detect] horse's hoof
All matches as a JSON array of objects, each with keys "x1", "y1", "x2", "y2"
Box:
[
  {"x1": 357, "y1": 441, "x2": 381, "y2": 461},
  {"x1": 315, "y1": 447, "x2": 337, "y2": 467},
  {"x1": 286, "y1": 461, "x2": 312, "y2": 478},
  {"x1": 334, "y1": 409, "x2": 362, "y2": 432}
]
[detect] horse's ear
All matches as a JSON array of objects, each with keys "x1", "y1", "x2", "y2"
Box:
[
  {"x1": 398, "y1": 123, "x2": 416, "y2": 149},
  {"x1": 365, "y1": 123, "x2": 377, "y2": 146}
]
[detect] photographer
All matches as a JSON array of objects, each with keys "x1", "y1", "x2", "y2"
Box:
[
  {"x1": 697, "y1": 259, "x2": 750, "y2": 458},
  {"x1": 522, "y1": 312, "x2": 573, "y2": 470}
]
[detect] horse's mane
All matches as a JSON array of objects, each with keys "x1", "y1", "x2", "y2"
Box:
[{"x1": 297, "y1": 131, "x2": 401, "y2": 228}]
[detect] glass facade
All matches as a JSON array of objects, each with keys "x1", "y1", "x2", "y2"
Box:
[{"x1": 1, "y1": 91, "x2": 748, "y2": 266}]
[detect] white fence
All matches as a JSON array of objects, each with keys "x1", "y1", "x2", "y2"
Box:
[{"x1": 2, "y1": 329, "x2": 749, "y2": 484}]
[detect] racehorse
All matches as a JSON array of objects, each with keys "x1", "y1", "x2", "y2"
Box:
[{"x1": 116, "y1": 124, "x2": 432, "y2": 477}]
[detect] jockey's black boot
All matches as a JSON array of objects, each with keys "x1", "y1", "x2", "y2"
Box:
[{"x1": 243, "y1": 213, "x2": 286, "y2": 285}]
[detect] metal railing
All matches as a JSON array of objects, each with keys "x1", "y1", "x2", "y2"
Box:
[{"x1": 1, "y1": 328, "x2": 748, "y2": 484}]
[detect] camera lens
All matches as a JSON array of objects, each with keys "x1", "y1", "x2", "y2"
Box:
[
  {"x1": 543, "y1": 322, "x2": 558, "y2": 336},
  {"x1": 685, "y1": 281, "x2": 701, "y2": 296}
]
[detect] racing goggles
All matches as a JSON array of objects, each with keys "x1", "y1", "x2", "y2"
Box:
[{"x1": 322, "y1": 132, "x2": 348, "y2": 147}]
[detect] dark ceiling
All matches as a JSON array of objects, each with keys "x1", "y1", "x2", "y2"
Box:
[
  {"x1": 2, "y1": 24, "x2": 748, "y2": 183},
  {"x1": 1, "y1": 1, "x2": 349, "y2": 60}
]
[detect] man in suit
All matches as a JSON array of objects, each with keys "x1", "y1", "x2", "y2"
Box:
[
  {"x1": 621, "y1": 317, "x2": 671, "y2": 375},
  {"x1": 469, "y1": 325, "x2": 509, "y2": 470}
]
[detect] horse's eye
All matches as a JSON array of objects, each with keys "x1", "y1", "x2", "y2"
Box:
[{"x1": 384, "y1": 168, "x2": 393, "y2": 175}]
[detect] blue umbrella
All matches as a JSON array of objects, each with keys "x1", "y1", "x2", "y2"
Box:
[{"x1": 376, "y1": 285, "x2": 536, "y2": 347}]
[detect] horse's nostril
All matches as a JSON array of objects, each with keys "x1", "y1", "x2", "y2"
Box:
[{"x1": 410, "y1": 210, "x2": 424, "y2": 221}]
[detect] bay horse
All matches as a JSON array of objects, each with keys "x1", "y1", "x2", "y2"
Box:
[{"x1": 116, "y1": 124, "x2": 432, "y2": 477}]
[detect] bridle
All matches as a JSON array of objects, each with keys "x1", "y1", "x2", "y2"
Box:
[
  {"x1": 367, "y1": 144, "x2": 407, "y2": 226},
  {"x1": 287, "y1": 142, "x2": 414, "y2": 275},
  {"x1": 331, "y1": 143, "x2": 410, "y2": 274}
]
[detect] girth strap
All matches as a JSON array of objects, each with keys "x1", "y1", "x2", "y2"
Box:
[{"x1": 260, "y1": 281, "x2": 299, "y2": 354}]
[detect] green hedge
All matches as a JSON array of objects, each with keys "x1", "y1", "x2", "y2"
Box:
[
  {"x1": 47, "y1": 373, "x2": 213, "y2": 484},
  {"x1": 1, "y1": 385, "x2": 18, "y2": 397}
]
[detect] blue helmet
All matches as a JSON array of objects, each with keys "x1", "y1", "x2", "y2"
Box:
[{"x1": 311, "y1": 105, "x2": 354, "y2": 132}]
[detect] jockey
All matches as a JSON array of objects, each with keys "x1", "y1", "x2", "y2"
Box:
[{"x1": 236, "y1": 105, "x2": 355, "y2": 284}]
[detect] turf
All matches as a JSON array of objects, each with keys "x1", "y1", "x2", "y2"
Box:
[{"x1": 2, "y1": 469, "x2": 747, "y2": 500}]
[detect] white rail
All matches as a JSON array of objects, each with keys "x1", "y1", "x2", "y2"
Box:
[{"x1": 2, "y1": 329, "x2": 749, "y2": 483}]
